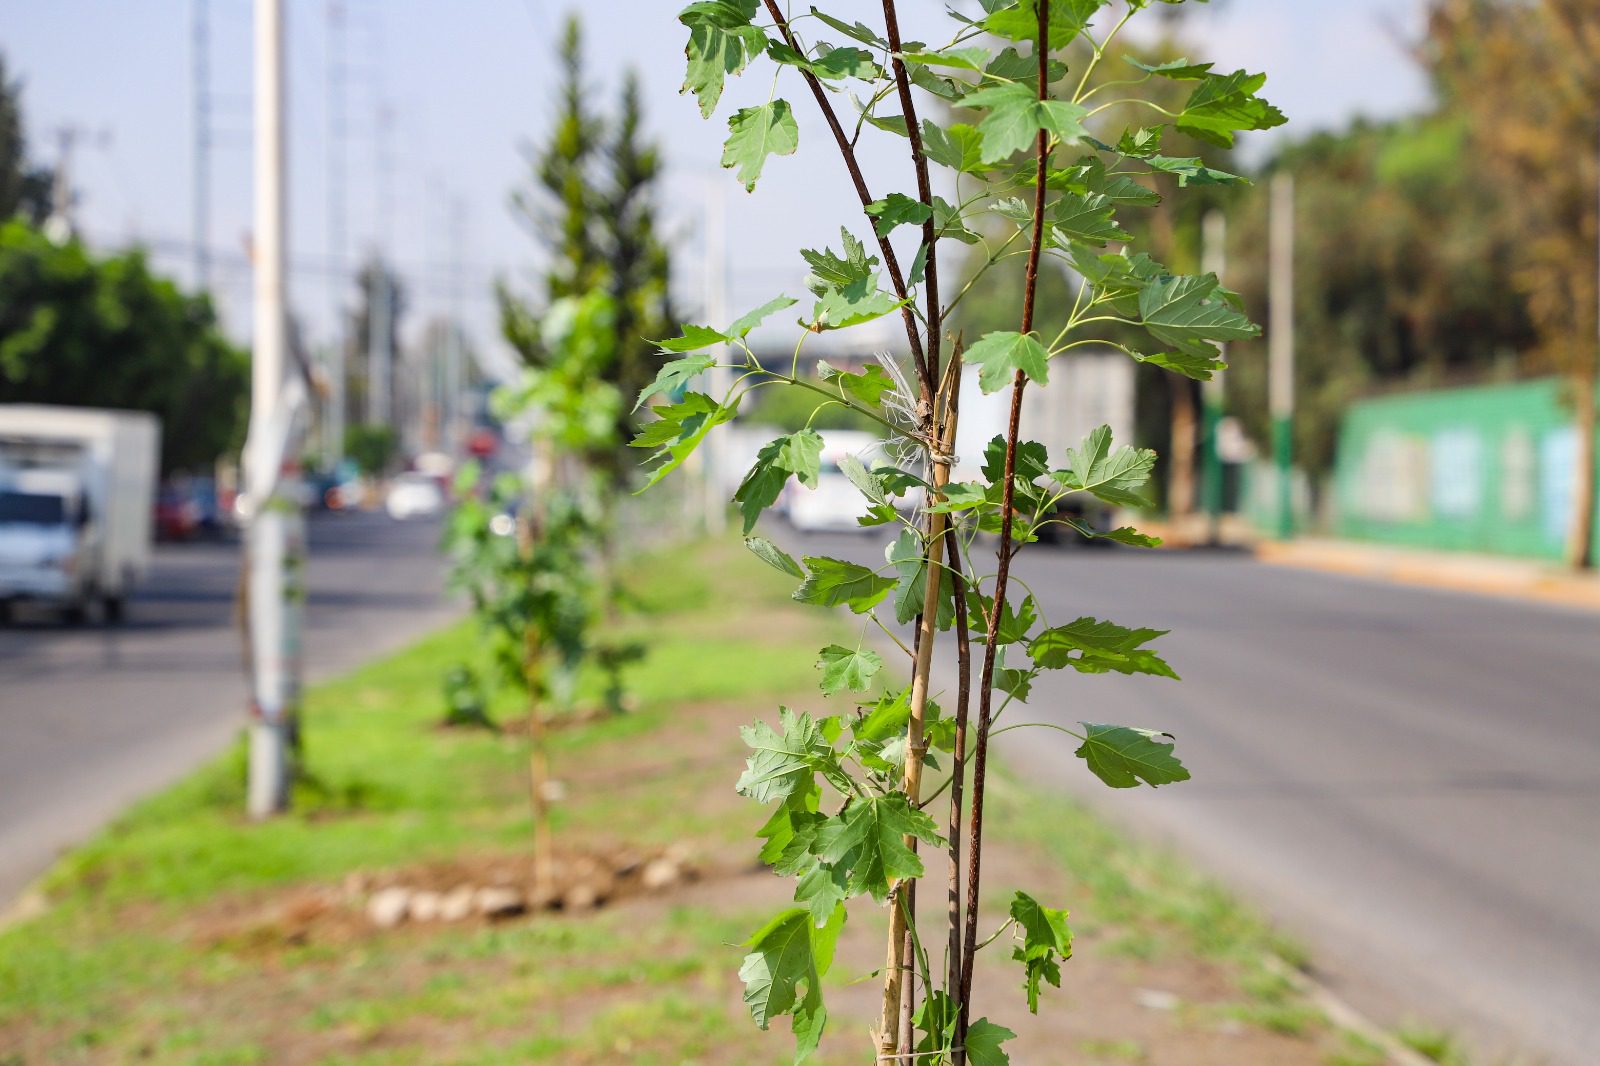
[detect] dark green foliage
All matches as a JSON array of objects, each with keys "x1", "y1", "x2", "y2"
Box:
[
  {"x1": 0, "y1": 221, "x2": 246, "y2": 472},
  {"x1": 343, "y1": 424, "x2": 397, "y2": 477},
  {"x1": 0, "y1": 52, "x2": 51, "y2": 224}
]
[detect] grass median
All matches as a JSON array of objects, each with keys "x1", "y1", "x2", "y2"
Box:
[{"x1": 1, "y1": 539, "x2": 1404, "y2": 1066}]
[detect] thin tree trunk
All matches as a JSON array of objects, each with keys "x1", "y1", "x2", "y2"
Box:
[
  {"x1": 518, "y1": 514, "x2": 556, "y2": 902},
  {"x1": 877, "y1": 384, "x2": 956, "y2": 1062},
  {"x1": 942, "y1": 346, "x2": 972, "y2": 1063},
  {"x1": 958, "y1": 0, "x2": 1051, "y2": 1046}
]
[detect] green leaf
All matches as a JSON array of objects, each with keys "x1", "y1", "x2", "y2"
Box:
[
  {"x1": 1113, "y1": 125, "x2": 1165, "y2": 158},
  {"x1": 679, "y1": 0, "x2": 767, "y2": 118},
  {"x1": 965, "y1": 1018, "x2": 1018, "y2": 1065},
  {"x1": 801, "y1": 229, "x2": 878, "y2": 296},
  {"x1": 1028, "y1": 615, "x2": 1177, "y2": 679},
  {"x1": 1056, "y1": 156, "x2": 1161, "y2": 207},
  {"x1": 930, "y1": 196, "x2": 979, "y2": 245},
  {"x1": 811, "y1": 42, "x2": 880, "y2": 80},
  {"x1": 737, "y1": 707, "x2": 834, "y2": 804},
  {"x1": 852, "y1": 686, "x2": 912, "y2": 744},
  {"x1": 818, "y1": 360, "x2": 894, "y2": 407},
  {"x1": 837, "y1": 454, "x2": 890, "y2": 509},
  {"x1": 658, "y1": 323, "x2": 731, "y2": 353},
  {"x1": 1129, "y1": 347, "x2": 1229, "y2": 381},
  {"x1": 1125, "y1": 55, "x2": 1214, "y2": 80},
  {"x1": 926, "y1": 480, "x2": 990, "y2": 513},
  {"x1": 630, "y1": 392, "x2": 733, "y2": 490},
  {"x1": 984, "y1": 0, "x2": 1106, "y2": 44},
  {"x1": 1143, "y1": 153, "x2": 1248, "y2": 186},
  {"x1": 793, "y1": 556, "x2": 896, "y2": 614},
  {"x1": 898, "y1": 45, "x2": 991, "y2": 72},
  {"x1": 967, "y1": 331, "x2": 1049, "y2": 393},
  {"x1": 756, "y1": 778, "x2": 819, "y2": 866},
  {"x1": 921, "y1": 121, "x2": 987, "y2": 174},
  {"x1": 1176, "y1": 68, "x2": 1287, "y2": 148},
  {"x1": 1095, "y1": 525, "x2": 1163, "y2": 548},
  {"x1": 866, "y1": 192, "x2": 933, "y2": 237},
  {"x1": 722, "y1": 100, "x2": 800, "y2": 191},
  {"x1": 808, "y1": 7, "x2": 886, "y2": 49},
  {"x1": 1075, "y1": 722, "x2": 1191, "y2": 788},
  {"x1": 1051, "y1": 190, "x2": 1126, "y2": 246},
  {"x1": 969, "y1": 591, "x2": 1038, "y2": 646},
  {"x1": 635, "y1": 352, "x2": 714, "y2": 410},
  {"x1": 814, "y1": 794, "x2": 941, "y2": 901},
  {"x1": 982, "y1": 435, "x2": 1050, "y2": 486},
  {"x1": 986, "y1": 45, "x2": 1068, "y2": 86},
  {"x1": 888, "y1": 528, "x2": 955, "y2": 628},
  {"x1": 965, "y1": 83, "x2": 1089, "y2": 163},
  {"x1": 738, "y1": 903, "x2": 846, "y2": 1062},
  {"x1": 793, "y1": 861, "x2": 850, "y2": 928},
  {"x1": 996, "y1": 665, "x2": 1034, "y2": 701},
  {"x1": 735, "y1": 430, "x2": 825, "y2": 533},
  {"x1": 767, "y1": 40, "x2": 878, "y2": 81},
  {"x1": 746, "y1": 535, "x2": 805, "y2": 577},
  {"x1": 808, "y1": 275, "x2": 905, "y2": 332},
  {"x1": 816, "y1": 644, "x2": 884, "y2": 695},
  {"x1": 728, "y1": 295, "x2": 800, "y2": 337},
  {"x1": 1051, "y1": 424, "x2": 1156, "y2": 508},
  {"x1": 1009, "y1": 891, "x2": 1073, "y2": 1012},
  {"x1": 1139, "y1": 273, "x2": 1258, "y2": 357}
]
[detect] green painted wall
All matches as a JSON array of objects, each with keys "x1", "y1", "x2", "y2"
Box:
[{"x1": 1333, "y1": 378, "x2": 1600, "y2": 561}]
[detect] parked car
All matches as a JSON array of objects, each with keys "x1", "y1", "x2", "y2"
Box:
[
  {"x1": 785, "y1": 430, "x2": 890, "y2": 533},
  {"x1": 385, "y1": 472, "x2": 444, "y2": 520},
  {"x1": 154, "y1": 484, "x2": 200, "y2": 541}
]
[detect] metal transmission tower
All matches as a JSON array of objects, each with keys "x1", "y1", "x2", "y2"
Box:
[{"x1": 192, "y1": 0, "x2": 212, "y2": 292}]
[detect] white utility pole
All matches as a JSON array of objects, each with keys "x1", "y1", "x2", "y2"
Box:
[
  {"x1": 1268, "y1": 173, "x2": 1296, "y2": 540},
  {"x1": 246, "y1": 0, "x2": 303, "y2": 818},
  {"x1": 701, "y1": 178, "x2": 730, "y2": 534}
]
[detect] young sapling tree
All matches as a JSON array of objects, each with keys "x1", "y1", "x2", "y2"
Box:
[{"x1": 636, "y1": 1, "x2": 1282, "y2": 1061}]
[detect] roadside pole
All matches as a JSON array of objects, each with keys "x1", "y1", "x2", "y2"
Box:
[
  {"x1": 1269, "y1": 173, "x2": 1295, "y2": 540},
  {"x1": 1201, "y1": 209, "x2": 1227, "y2": 545},
  {"x1": 246, "y1": 0, "x2": 298, "y2": 818}
]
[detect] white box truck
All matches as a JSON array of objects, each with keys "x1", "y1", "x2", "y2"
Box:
[{"x1": 0, "y1": 405, "x2": 160, "y2": 622}]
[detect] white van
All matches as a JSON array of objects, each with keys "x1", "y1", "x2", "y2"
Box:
[{"x1": 0, "y1": 406, "x2": 160, "y2": 622}]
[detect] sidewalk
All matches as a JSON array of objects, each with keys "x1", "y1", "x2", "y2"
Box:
[{"x1": 1256, "y1": 537, "x2": 1600, "y2": 612}]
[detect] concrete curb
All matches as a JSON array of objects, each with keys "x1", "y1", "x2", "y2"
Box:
[{"x1": 1255, "y1": 539, "x2": 1600, "y2": 613}]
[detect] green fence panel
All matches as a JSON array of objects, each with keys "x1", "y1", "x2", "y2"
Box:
[{"x1": 1333, "y1": 378, "x2": 1600, "y2": 561}]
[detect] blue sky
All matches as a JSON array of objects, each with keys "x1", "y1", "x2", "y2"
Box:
[{"x1": 0, "y1": 0, "x2": 1429, "y2": 367}]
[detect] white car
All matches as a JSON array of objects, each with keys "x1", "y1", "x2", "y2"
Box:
[
  {"x1": 385, "y1": 473, "x2": 444, "y2": 520},
  {"x1": 785, "y1": 431, "x2": 895, "y2": 533}
]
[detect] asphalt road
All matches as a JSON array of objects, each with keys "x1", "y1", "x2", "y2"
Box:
[
  {"x1": 789, "y1": 528, "x2": 1600, "y2": 1066},
  {"x1": 0, "y1": 511, "x2": 457, "y2": 905}
]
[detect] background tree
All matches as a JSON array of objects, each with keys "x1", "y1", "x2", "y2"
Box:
[
  {"x1": 0, "y1": 221, "x2": 246, "y2": 471},
  {"x1": 500, "y1": 14, "x2": 674, "y2": 455},
  {"x1": 599, "y1": 70, "x2": 676, "y2": 445},
  {"x1": 0, "y1": 52, "x2": 51, "y2": 225},
  {"x1": 1424, "y1": 0, "x2": 1600, "y2": 567}
]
